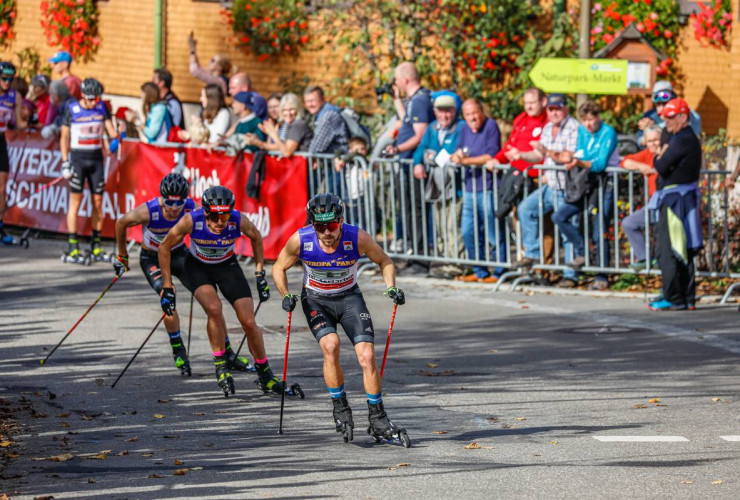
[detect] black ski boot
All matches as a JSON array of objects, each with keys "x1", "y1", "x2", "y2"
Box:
[
  {"x1": 254, "y1": 362, "x2": 305, "y2": 398},
  {"x1": 214, "y1": 356, "x2": 235, "y2": 397},
  {"x1": 332, "y1": 395, "x2": 354, "y2": 443},
  {"x1": 367, "y1": 401, "x2": 411, "y2": 448},
  {"x1": 172, "y1": 342, "x2": 192, "y2": 376},
  {"x1": 226, "y1": 346, "x2": 255, "y2": 372}
]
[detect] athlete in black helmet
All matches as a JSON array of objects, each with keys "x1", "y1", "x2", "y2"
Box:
[
  {"x1": 273, "y1": 192, "x2": 409, "y2": 445},
  {"x1": 157, "y1": 186, "x2": 279, "y2": 397},
  {"x1": 113, "y1": 173, "x2": 198, "y2": 375},
  {"x1": 60, "y1": 76, "x2": 118, "y2": 264},
  {"x1": 0, "y1": 61, "x2": 27, "y2": 245}
]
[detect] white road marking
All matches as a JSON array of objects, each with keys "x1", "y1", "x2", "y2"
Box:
[
  {"x1": 593, "y1": 436, "x2": 689, "y2": 442},
  {"x1": 720, "y1": 436, "x2": 740, "y2": 441}
]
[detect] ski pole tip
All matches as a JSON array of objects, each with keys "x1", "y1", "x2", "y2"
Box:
[
  {"x1": 278, "y1": 429, "x2": 283, "y2": 435},
  {"x1": 39, "y1": 359, "x2": 44, "y2": 366}
]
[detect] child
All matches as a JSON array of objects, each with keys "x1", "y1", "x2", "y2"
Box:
[{"x1": 333, "y1": 136, "x2": 373, "y2": 230}]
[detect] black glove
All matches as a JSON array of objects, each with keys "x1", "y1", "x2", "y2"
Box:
[
  {"x1": 282, "y1": 293, "x2": 298, "y2": 313},
  {"x1": 112, "y1": 254, "x2": 129, "y2": 278},
  {"x1": 161, "y1": 287, "x2": 176, "y2": 316},
  {"x1": 386, "y1": 286, "x2": 405, "y2": 305},
  {"x1": 255, "y1": 271, "x2": 270, "y2": 302}
]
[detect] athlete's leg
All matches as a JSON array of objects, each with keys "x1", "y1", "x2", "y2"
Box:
[
  {"x1": 67, "y1": 192, "x2": 83, "y2": 235},
  {"x1": 319, "y1": 333, "x2": 344, "y2": 388},
  {"x1": 354, "y1": 341, "x2": 381, "y2": 395},
  {"x1": 232, "y1": 297, "x2": 267, "y2": 360},
  {"x1": 91, "y1": 194, "x2": 103, "y2": 232},
  {"x1": 194, "y1": 284, "x2": 226, "y2": 353}
]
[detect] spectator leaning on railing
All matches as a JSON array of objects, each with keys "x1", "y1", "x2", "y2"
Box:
[
  {"x1": 649, "y1": 98, "x2": 703, "y2": 312},
  {"x1": 251, "y1": 92, "x2": 312, "y2": 157},
  {"x1": 41, "y1": 79, "x2": 72, "y2": 139},
  {"x1": 29, "y1": 75, "x2": 56, "y2": 131},
  {"x1": 553, "y1": 100, "x2": 619, "y2": 290},
  {"x1": 228, "y1": 72, "x2": 268, "y2": 121},
  {"x1": 188, "y1": 31, "x2": 231, "y2": 96},
  {"x1": 266, "y1": 92, "x2": 283, "y2": 128},
  {"x1": 514, "y1": 93, "x2": 580, "y2": 278},
  {"x1": 450, "y1": 99, "x2": 503, "y2": 283},
  {"x1": 637, "y1": 81, "x2": 701, "y2": 144},
  {"x1": 127, "y1": 82, "x2": 172, "y2": 145},
  {"x1": 220, "y1": 91, "x2": 265, "y2": 153}
]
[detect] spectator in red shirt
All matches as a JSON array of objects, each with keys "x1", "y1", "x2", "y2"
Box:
[
  {"x1": 30, "y1": 75, "x2": 56, "y2": 129},
  {"x1": 484, "y1": 87, "x2": 547, "y2": 177},
  {"x1": 49, "y1": 51, "x2": 81, "y2": 100}
]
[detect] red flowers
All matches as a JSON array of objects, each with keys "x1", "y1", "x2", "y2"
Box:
[
  {"x1": 40, "y1": 0, "x2": 100, "y2": 61},
  {"x1": 0, "y1": 0, "x2": 17, "y2": 48},
  {"x1": 226, "y1": 0, "x2": 310, "y2": 59},
  {"x1": 691, "y1": 0, "x2": 732, "y2": 48}
]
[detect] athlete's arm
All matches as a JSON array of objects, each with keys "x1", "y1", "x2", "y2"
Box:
[
  {"x1": 104, "y1": 118, "x2": 119, "y2": 140},
  {"x1": 14, "y1": 92, "x2": 27, "y2": 130},
  {"x1": 115, "y1": 203, "x2": 149, "y2": 257},
  {"x1": 240, "y1": 212, "x2": 264, "y2": 273},
  {"x1": 60, "y1": 125, "x2": 70, "y2": 162},
  {"x1": 158, "y1": 213, "x2": 192, "y2": 289},
  {"x1": 358, "y1": 229, "x2": 395, "y2": 289},
  {"x1": 272, "y1": 231, "x2": 301, "y2": 297}
]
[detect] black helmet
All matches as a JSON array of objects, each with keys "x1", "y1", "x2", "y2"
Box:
[
  {"x1": 201, "y1": 186, "x2": 235, "y2": 214},
  {"x1": 306, "y1": 193, "x2": 344, "y2": 223},
  {"x1": 81, "y1": 78, "x2": 103, "y2": 99},
  {"x1": 160, "y1": 173, "x2": 189, "y2": 200},
  {"x1": 0, "y1": 62, "x2": 16, "y2": 78}
]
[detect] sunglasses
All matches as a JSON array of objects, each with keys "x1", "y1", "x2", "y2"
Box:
[
  {"x1": 652, "y1": 90, "x2": 674, "y2": 103},
  {"x1": 0, "y1": 77, "x2": 13, "y2": 83},
  {"x1": 314, "y1": 221, "x2": 340, "y2": 233},
  {"x1": 163, "y1": 199, "x2": 186, "y2": 208},
  {"x1": 207, "y1": 212, "x2": 230, "y2": 223}
]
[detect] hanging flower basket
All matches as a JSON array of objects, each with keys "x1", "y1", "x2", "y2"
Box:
[
  {"x1": 0, "y1": 0, "x2": 17, "y2": 50},
  {"x1": 691, "y1": 0, "x2": 732, "y2": 49},
  {"x1": 40, "y1": 0, "x2": 101, "y2": 62}
]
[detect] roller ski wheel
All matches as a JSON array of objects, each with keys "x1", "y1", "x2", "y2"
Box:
[
  {"x1": 252, "y1": 378, "x2": 304, "y2": 398},
  {"x1": 61, "y1": 251, "x2": 92, "y2": 266},
  {"x1": 226, "y1": 350, "x2": 256, "y2": 372},
  {"x1": 367, "y1": 402, "x2": 411, "y2": 448},
  {"x1": 332, "y1": 395, "x2": 354, "y2": 443},
  {"x1": 172, "y1": 344, "x2": 192, "y2": 377},
  {"x1": 215, "y1": 360, "x2": 235, "y2": 398},
  {"x1": 1, "y1": 229, "x2": 30, "y2": 247},
  {"x1": 90, "y1": 248, "x2": 112, "y2": 263}
]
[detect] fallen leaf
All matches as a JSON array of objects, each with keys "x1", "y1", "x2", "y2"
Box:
[
  {"x1": 681, "y1": 480, "x2": 694, "y2": 485},
  {"x1": 174, "y1": 468, "x2": 189, "y2": 476},
  {"x1": 86, "y1": 454, "x2": 108, "y2": 460},
  {"x1": 82, "y1": 416, "x2": 94, "y2": 421},
  {"x1": 158, "y1": 400, "x2": 169, "y2": 404},
  {"x1": 387, "y1": 467, "x2": 397, "y2": 471},
  {"x1": 464, "y1": 442, "x2": 481, "y2": 449},
  {"x1": 7, "y1": 452, "x2": 19, "y2": 458},
  {"x1": 154, "y1": 414, "x2": 165, "y2": 419},
  {"x1": 712, "y1": 480, "x2": 723, "y2": 485},
  {"x1": 633, "y1": 404, "x2": 647, "y2": 409},
  {"x1": 51, "y1": 453, "x2": 74, "y2": 462},
  {"x1": 174, "y1": 459, "x2": 185, "y2": 465},
  {"x1": 432, "y1": 431, "x2": 448, "y2": 435},
  {"x1": 427, "y1": 363, "x2": 438, "y2": 368},
  {"x1": 648, "y1": 398, "x2": 661, "y2": 404},
  {"x1": 87, "y1": 478, "x2": 96, "y2": 484},
  {"x1": 147, "y1": 474, "x2": 164, "y2": 479},
  {"x1": 194, "y1": 412, "x2": 206, "y2": 416},
  {"x1": 56, "y1": 413, "x2": 70, "y2": 418},
  {"x1": 516, "y1": 417, "x2": 527, "y2": 421},
  {"x1": 116, "y1": 451, "x2": 128, "y2": 456},
  {"x1": 60, "y1": 422, "x2": 70, "y2": 427},
  {"x1": 711, "y1": 397, "x2": 723, "y2": 402},
  {"x1": 125, "y1": 437, "x2": 139, "y2": 442},
  {"x1": 0, "y1": 441, "x2": 13, "y2": 447},
  {"x1": 550, "y1": 441, "x2": 557, "y2": 445},
  {"x1": 397, "y1": 463, "x2": 411, "y2": 467}
]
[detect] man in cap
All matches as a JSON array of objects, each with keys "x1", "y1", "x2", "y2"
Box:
[
  {"x1": 637, "y1": 81, "x2": 701, "y2": 143},
  {"x1": 49, "y1": 50, "x2": 81, "y2": 100}
]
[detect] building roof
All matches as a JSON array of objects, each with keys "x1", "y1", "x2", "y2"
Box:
[{"x1": 594, "y1": 23, "x2": 667, "y2": 61}]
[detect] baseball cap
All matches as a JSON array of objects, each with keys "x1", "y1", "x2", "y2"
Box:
[
  {"x1": 660, "y1": 98, "x2": 689, "y2": 118},
  {"x1": 114, "y1": 106, "x2": 130, "y2": 121},
  {"x1": 31, "y1": 74, "x2": 50, "y2": 89},
  {"x1": 233, "y1": 91, "x2": 256, "y2": 108},
  {"x1": 546, "y1": 93, "x2": 567, "y2": 108},
  {"x1": 49, "y1": 51, "x2": 73, "y2": 64},
  {"x1": 652, "y1": 80, "x2": 674, "y2": 94},
  {"x1": 433, "y1": 94, "x2": 457, "y2": 109}
]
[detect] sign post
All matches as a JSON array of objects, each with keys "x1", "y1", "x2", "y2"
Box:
[{"x1": 529, "y1": 58, "x2": 628, "y2": 95}]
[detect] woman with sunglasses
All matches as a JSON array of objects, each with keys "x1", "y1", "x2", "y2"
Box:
[
  {"x1": 637, "y1": 81, "x2": 702, "y2": 145},
  {"x1": 158, "y1": 186, "x2": 277, "y2": 398},
  {"x1": 272, "y1": 193, "x2": 408, "y2": 444},
  {"x1": 0, "y1": 61, "x2": 27, "y2": 245},
  {"x1": 113, "y1": 173, "x2": 199, "y2": 376}
]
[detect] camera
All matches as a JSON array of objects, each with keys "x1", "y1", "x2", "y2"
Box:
[{"x1": 374, "y1": 79, "x2": 395, "y2": 103}]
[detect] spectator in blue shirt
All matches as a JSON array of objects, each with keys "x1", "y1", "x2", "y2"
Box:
[
  {"x1": 449, "y1": 99, "x2": 504, "y2": 282},
  {"x1": 552, "y1": 100, "x2": 619, "y2": 289}
]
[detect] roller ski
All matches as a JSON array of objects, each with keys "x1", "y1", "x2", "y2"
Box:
[
  {"x1": 254, "y1": 363, "x2": 304, "y2": 398},
  {"x1": 367, "y1": 402, "x2": 411, "y2": 448},
  {"x1": 61, "y1": 248, "x2": 91, "y2": 266},
  {"x1": 90, "y1": 243, "x2": 112, "y2": 263},
  {"x1": 226, "y1": 347, "x2": 256, "y2": 373},
  {"x1": 332, "y1": 395, "x2": 354, "y2": 443},
  {"x1": 0, "y1": 227, "x2": 30, "y2": 248},
  {"x1": 172, "y1": 343, "x2": 192, "y2": 377},
  {"x1": 214, "y1": 356, "x2": 235, "y2": 398}
]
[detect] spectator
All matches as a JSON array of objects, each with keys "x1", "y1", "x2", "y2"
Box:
[
  {"x1": 113, "y1": 106, "x2": 140, "y2": 140},
  {"x1": 41, "y1": 79, "x2": 72, "y2": 138},
  {"x1": 153, "y1": 67, "x2": 184, "y2": 129},
  {"x1": 250, "y1": 92, "x2": 312, "y2": 157},
  {"x1": 621, "y1": 125, "x2": 661, "y2": 269},
  {"x1": 228, "y1": 72, "x2": 268, "y2": 120},
  {"x1": 30, "y1": 75, "x2": 56, "y2": 130},
  {"x1": 266, "y1": 92, "x2": 283, "y2": 128},
  {"x1": 304, "y1": 85, "x2": 348, "y2": 155},
  {"x1": 383, "y1": 62, "x2": 433, "y2": 267},
  {"x1": 194, "y1": 84, "x2": 230, "y2": 144},
  {"x1": 188, "y1": 32, "x2": 231, "y2": 96},
  {"x1": 649, "y1": 98, "x2": 703, "y2": 311},
  {"x1": 637, "y1": 81, "x2": 701, "y2": 143},
  {"x1": 413, "y1": 91, "x2": 464, "y2": 277},
  {"x1": 10, "y1": 77, "x2": 34, "y2": 129},
  {"x1": 48, "y1": 50, "x2": 81, "y2": 100},
  {"x1": 449, "y1": 99, "x2": 503, "y2": 282},
  {"x1": 333, "y1": 136, "x2": 372, "y2": 228},
  {"x1": 514, "y1": 93, "x2": 580, "y2": 281},
  {"x1": 485, "y1": 87, "x2": 547, "y2": 177},
  {"x1": 220, "y1": 91, "x2": 265, "y2": 153},
  {"x1": 726, "y1": 158, "x2": 740, "y2": 189},
  {"x1": 552, "y1": 100, "x2": 619, "y2": 290},
  {"x1": 126, "y1": 82, "x2": 172, "y2": 144}
]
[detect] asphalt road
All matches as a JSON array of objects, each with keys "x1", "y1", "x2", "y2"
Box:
[{"x1": 1, "y1": 238, "x2": 739, "y2": 499}]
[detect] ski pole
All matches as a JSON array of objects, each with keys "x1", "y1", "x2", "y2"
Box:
[
  {"x1": 40, "y1": 275, "x2": 120, "y2": 366},
  {"x1": 111, "y1": 313, "x2": 166, "y2": 388},
  {"x1": 36, "y1": 176, "x2": 63, "y2": 193},
  {"x1": 186, "y1": 293, "x2": 194, "y2": 353},
  {"x1": 232, "y1": 300, "x2": 262, "y2": 360},
  {"x1": 379, "y1": 303, "x2": 398, "y2": 379},
  {"x1": 278, "y1": 310, "x2": 292, "y2": 435}
]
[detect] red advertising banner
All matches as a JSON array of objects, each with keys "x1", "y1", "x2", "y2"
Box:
[{"x1": 3, "y1": 132, "x2": 308, "y2": 259}]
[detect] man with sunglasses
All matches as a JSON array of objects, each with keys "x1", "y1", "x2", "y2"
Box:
[
  {"x1": 158, "y1": 186, "x2": 274, "y2": 397},
  {"x1": 113, "y1": 173, "x2": 197, "y2": 376},
  {"x1": 272, "y1": 193, "x2": 407, "y2": 444},
  {"x1": 637, "y1": 81, "x2": 701, "y2": 145},
  {"x1": 60, "y1": 77, "x2": 118, "y2": 264},
  {"x1": 0, "y1": 61, "x2": 27, "y2": 245}
]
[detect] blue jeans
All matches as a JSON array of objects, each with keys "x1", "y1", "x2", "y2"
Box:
[
  {"x1": 462, "y1": 190, "x2": 506, "y2": 278},
  {"x1": 518, "y1": 185, "x2": 577, "y2": 280}
]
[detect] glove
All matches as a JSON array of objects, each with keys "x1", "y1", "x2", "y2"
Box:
[
  {"x1": 282, "y1": 293, "x2": 298, "y2": 313},
  {"x1": 109, "y1": 138, "x2": 120, "y2": 153},
  {"x1": 385, "y1": 286, "x2": 406, "y2": 305},
  {"x1": 161, "y1": 287, "x2": 176, "y2": 316},
  {"x1": 113, "y1": 254, "x2": 129, "y2": 277},
  {"x1": 61, "y1": 160, "x2": 73, "y2": 180},
  {"x1": 255, "y1": 271, "x2": 270, "y2": 302}
]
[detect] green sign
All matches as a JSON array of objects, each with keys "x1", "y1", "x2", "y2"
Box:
[{"x1": 529, "y1": 58, "x2": 628, "y2": 95}]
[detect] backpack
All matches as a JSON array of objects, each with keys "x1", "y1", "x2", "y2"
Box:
[
  {"x1": 496, "y1": 168, "x2": 532, "y2": 218},
  {"x1": 340, "y1": 107, "x2": 372, "y2": 148},
  {"x1": 564, "y1": 166, "x2": 598, "y2": 204}
]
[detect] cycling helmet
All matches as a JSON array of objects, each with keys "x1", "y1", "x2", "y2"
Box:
[
  {"x1": 306, "y1": 193, "x2": 344, "y2": 223},
  {"x1": 0, "y1": 61, "x2": 16, "y2": 78},
  {"x1": 201, "y1": 186, "x2": 235, "y2": 214},
  {"x1": 81, "y1": 77, "x2": 103, "y2": 99},
  {"x1": 159, "y1": 173, "x2": 190, "y2": 200}
]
